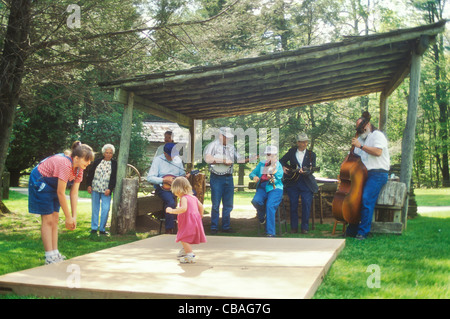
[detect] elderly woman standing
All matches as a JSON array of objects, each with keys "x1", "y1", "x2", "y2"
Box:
[{"x1": 86, "y1": 144, "x2": 117, "y2": 235}]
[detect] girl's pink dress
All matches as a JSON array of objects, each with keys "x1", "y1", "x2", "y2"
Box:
[{"x1": 176, "y1": 194, "x2": 207, "y2": 244}]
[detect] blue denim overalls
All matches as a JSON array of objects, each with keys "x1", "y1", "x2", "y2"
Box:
[{"x1": 28, "y1": 153, "x2": 77, "y2": 215}]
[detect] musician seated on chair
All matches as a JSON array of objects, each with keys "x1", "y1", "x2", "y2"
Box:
[
  {"x1": 147, "y1": 142, "x2": 190, "y2": 234},
  {"x1": 279, "y1": 132, "x2": 318, "y2": 234},
  {"x1": 249, "y1": 146, "x2": 284, "y2": 237},
  {"x1": 346, "y1": 111, "x2": 390, "y2": 240}
]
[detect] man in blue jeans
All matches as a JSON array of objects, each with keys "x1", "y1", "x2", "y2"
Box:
[
  {"x1": 347, "y1": 111, "x2": 390, "y2": 240},
  {"x1": 204, "y1": 127, "x2": 245, "y2": 234},
  {"x1": 280, "y1": 133, "x2": 318, "y2": 234}
]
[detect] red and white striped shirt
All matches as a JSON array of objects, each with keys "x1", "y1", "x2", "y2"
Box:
[{"x1": 38, "y1": 155, "x2": 83, "y2": 183}]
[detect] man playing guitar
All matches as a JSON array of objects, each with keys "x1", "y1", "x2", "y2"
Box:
[
  {"x1": 147, "y1": 142, "x2": 189, "y2": 234},
  {"x1": 280, "y1": 132, "x2": 319, "y2": 234}
]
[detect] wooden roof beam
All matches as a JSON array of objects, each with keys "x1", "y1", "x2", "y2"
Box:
[{"x1": 113, "y1": 88, "x2": 193, "y2": 128}]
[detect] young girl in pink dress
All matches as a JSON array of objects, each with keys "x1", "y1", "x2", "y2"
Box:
[{"x1": 166, "y1": 177, "x2": 206, "y2": 263}]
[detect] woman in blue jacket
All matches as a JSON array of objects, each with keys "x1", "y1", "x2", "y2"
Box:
[{"x1": 249, "y1": 146, "x2": 284, "y2": 237}]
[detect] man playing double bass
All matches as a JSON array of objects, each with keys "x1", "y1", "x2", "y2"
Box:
[{"x1": 347, "y1": 111, "x2": 390, "y2": 240}]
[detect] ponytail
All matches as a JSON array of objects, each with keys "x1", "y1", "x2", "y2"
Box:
[{"x1": 70, "y1": 141, "x2": 95, "y2": 162}]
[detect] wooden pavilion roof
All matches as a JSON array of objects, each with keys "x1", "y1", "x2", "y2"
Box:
[{"x1": 99, "y1": 20, "x2": 447, "y2": 127}]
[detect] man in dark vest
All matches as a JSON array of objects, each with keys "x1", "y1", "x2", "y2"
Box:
[{"x1": 280, "y1": 133, "x2": 318, "y2": 234}]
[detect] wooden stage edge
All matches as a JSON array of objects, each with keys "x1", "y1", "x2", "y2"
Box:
[{"x1": 0, "y1": 236, "x2": 345, "y2": 299}]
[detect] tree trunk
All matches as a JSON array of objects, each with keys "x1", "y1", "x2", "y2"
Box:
[
  {"x1": 434, "y1": 38, "x2": 450, "y2": 186},
  {"x1": 0, "y1": 0, "x2": 32, "y2": 213}
]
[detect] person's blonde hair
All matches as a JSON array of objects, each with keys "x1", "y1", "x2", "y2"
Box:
[{"x1": 171, "y1": 176, "x2": 193, "y2": 196}]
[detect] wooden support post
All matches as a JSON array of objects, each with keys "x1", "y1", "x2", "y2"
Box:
[
  {"x1": 400, "y1": 52, "x2": 421, "y2": 230},
  {"x1": 116, "y1": 178, "x2": 139, "y2": 234},
  {"x1": 189, "y1": 121, "x2": 195, "y2": 171},
  {"x1": 379, "y1": 92, "x2": 388, "y2": 133},
  {"x1": 111, "y1": 91, "x2": 134, "y2": 234}
]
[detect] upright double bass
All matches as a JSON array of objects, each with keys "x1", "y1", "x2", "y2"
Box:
[{"x1": 332, "y1": 117, "x2": 369, "y2": 224}]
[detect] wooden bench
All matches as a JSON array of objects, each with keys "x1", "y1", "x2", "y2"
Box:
[
  {"x1": 135, "y1": 173, "x2": 206, "y2": 234},
  {"x1": 136, "y1": 194, "x2": 166, "y2": 234},
  {"x1": 372, "y1": 180, "x2": 407, "y2": 235}
]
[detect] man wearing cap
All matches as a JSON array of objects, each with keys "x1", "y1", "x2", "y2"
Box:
[
  {"x1": 249, "y1": 146, "x2": 284, "y2": 237},
  {"x1": 347, "y1": 111, "x2": 390, "y2": 240},
  {"x1": 204, "y1": 127, "x2": 244, "y2": 234},
  {"x1": 147, "y1": 142, "x2": 186, "y2": 234},
  {"x1": 154, "y1": 130, "x2": 174, "y2": 159},
  {"x1": 280, "y1": 133, "x2": 319, "y2": 234}
]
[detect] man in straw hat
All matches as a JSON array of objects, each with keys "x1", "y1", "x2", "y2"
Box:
[
  {"x1": 204, "y1": 127, "x2": 242, "y2": 234},
  {"x1": 280, "y1": 132, "x2": 318, "y2": 234}
]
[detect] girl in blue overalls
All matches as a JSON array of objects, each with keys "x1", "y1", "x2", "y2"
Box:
[{"x1": 28, "y1": 141, "x2": 94, "y2": 265}]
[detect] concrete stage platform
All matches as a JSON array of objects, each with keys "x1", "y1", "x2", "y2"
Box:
[{"x1": 0, "y1": 235, "x2": 345, "y2": 299}]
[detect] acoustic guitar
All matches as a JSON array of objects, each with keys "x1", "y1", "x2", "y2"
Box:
[
  {"x1": 162, "y1": 170, "x2": 200, "y2": 191},
  {"x1": 283, "y1": 166, "x2": 320, "y2": 183}
]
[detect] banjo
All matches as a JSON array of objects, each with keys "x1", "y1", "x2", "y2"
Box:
[
  {"x1": 210, "y1": 154, "x2": 259, "y2": 176},
  {"x1": 210, "y1": 163, "x2": 233, "y2": 175}
]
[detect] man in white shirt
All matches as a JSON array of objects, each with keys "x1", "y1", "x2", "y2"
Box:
[
  {"x1": 147, "y1": 143, "x2": 187, "y2": 234},
  {"x1": 348, "y1": 111, "x2": 390, "y2": 240},
  {"x1": 204, "y1": 127, "x2": 243, "y2": 234}
]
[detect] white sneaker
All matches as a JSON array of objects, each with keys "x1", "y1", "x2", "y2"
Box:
[
  {"x1": 45, "y1": 255, "x2": 61, "y2": 265},
  {"x1": 179, "y1": 254, "x2": 196, "y2": 264},
  {"x1": 56, "y1": 253, "x2": 67, "y2": 261},
  {"x1": 177, "y1": 248, "x2": 186, "y2": 257}
]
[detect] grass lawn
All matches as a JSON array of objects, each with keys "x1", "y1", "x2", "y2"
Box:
[
  {"x1": 414, "y1": 187, "x2": 450, "y2": 206},
  {"x1": 0, "y1": 187, "x2": 449, "y2": 299}
]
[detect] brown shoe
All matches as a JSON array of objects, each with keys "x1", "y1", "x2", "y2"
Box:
[{"x1": 301, "y1": 229, "x2": 308, "y2": 234}]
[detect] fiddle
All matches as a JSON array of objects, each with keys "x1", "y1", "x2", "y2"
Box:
[{"x1": 266, "y1": 162, "x2": 277, "y2": 190}]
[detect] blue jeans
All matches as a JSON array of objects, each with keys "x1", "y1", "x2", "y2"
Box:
[
  {"x1": 285, "y1": 181, "x2": 313, "y2": 231},
  {"x1": 251, "y1": 182, "x2": 283, "y2": 236},
  {"x1": 155, "y1": 186, "x2": 177, "y2": 230},
  {"x1": 210, "y1": 173, "x2": 234, "y2": 231},
  {"x1": 346, "y1": 170, "x2": 388, "y2": 238},
  {"x1": 91, "y1": 191, "x2": 112, "y2": 232}
]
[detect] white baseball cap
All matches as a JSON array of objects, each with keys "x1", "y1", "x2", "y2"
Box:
[
  {"x1": 264, "y1": 145, "x2": 278, "y2": 154},
  {"x1": 219, "y1": 127, "x2": 234, "y2": 139}
]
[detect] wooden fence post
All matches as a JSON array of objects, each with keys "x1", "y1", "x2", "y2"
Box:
[{"x1": 116, "y1": 178, "x2": 138, "y2": 234}]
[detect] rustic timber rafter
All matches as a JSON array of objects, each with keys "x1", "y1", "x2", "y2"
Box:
[{"x1": 100, "y1": 20, "x2": 446, "y2": 122}]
